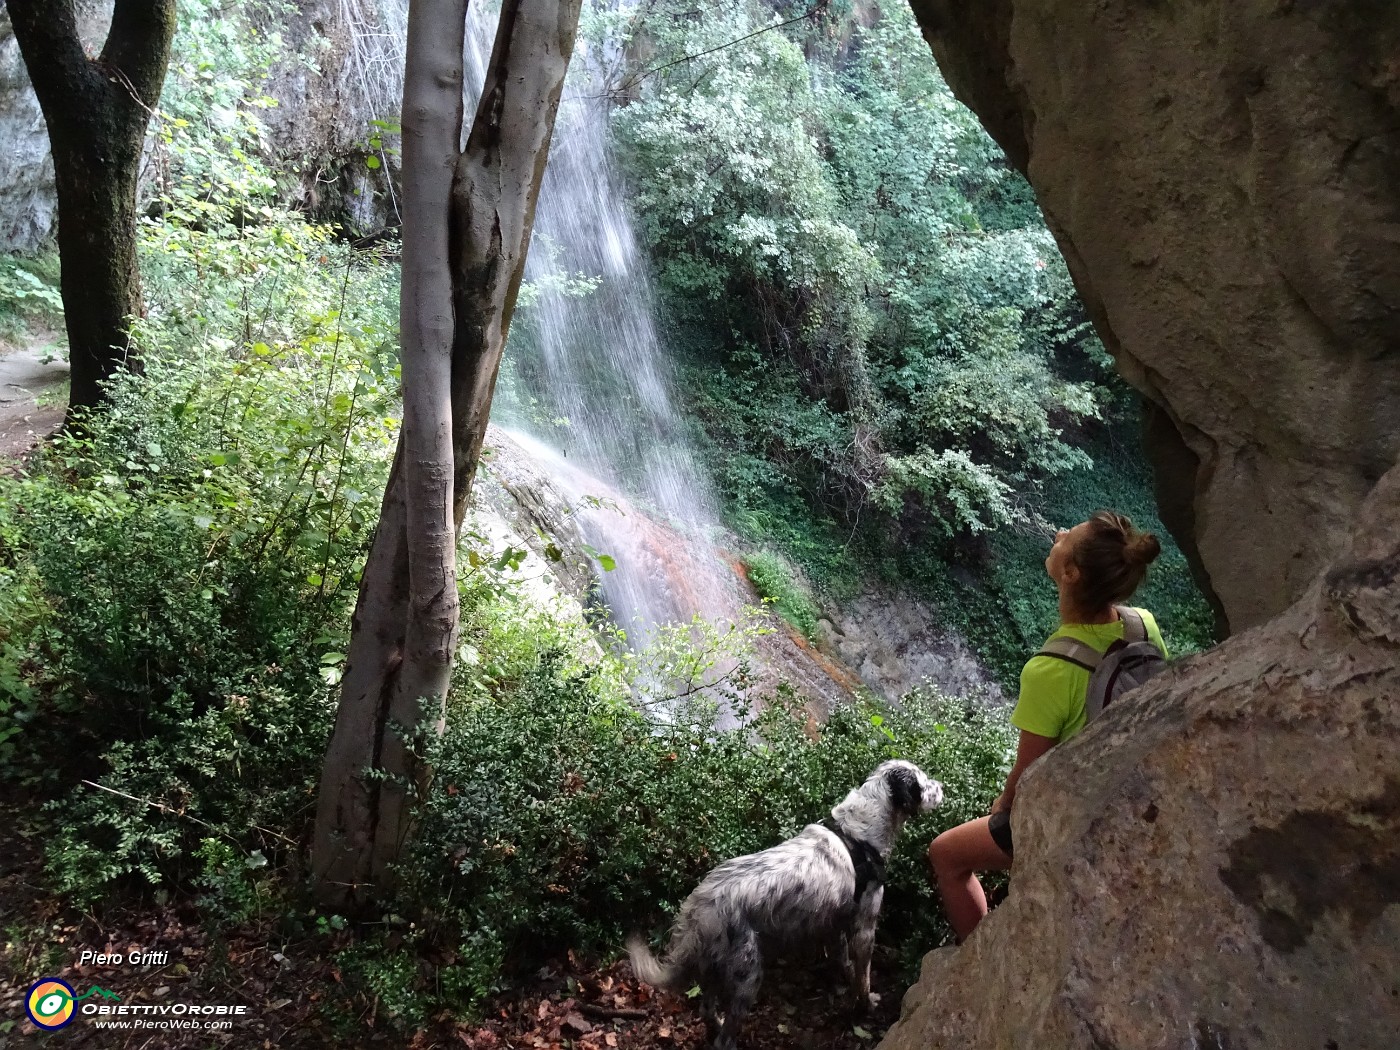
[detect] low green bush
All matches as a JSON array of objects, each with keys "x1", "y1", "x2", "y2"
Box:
[
  {"x1": 0, "y1": 251, "x2": 63, "y2": 341},
  {"x1": 389, "y1": 664, "x2": 1013, "y2": 1020},
  {"x1": 0, "y1": 206, "x2": 400, "y2": 905},
  {"x1": 744, "y1": 549, "x2": 823, "y2": 640}
]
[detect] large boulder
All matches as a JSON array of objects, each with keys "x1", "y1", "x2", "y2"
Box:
[
  {"x1": 879, "y1": 462, "x2": 1400, "y2": 1049},
  {"x1": 909, "y1": 0, "x2": 1400, "y2": 633}
]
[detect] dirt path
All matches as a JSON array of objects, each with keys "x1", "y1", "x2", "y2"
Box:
[{"x1": 0, "y1": 336, "x2": 67, "y2": 459}]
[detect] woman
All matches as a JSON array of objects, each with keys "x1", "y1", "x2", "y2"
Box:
[{"x1": 927, "y1": 510, "x2": 1165, "y2": 942}]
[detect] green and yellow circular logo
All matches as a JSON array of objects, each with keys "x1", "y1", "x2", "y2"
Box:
[{"x1": 26, "y1": 978, "x2": 77, "y2": 1030}]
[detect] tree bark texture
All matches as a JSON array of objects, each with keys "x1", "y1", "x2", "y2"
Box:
[
  {"x1": 449, "y1": 0, "x2": 582, "y2": 525},
  {"x1": 7, "y1": 0, "x2": 177, "y2": 420},
  {"x1": 311, "y1": 0, "x2": 581, "y2": 909}
]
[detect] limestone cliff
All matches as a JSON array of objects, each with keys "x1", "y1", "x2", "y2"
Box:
[
  {"x1": 0, "y1": 0, "x2": 401, "y2": 252},
  {"x1": 880, "y1": 459, "x2": 1400, "y2": 1049},
  {"x1": 909, "y1": 0, "x2": 1400, "y2": 633},
  {"x1": 0, "y1": 1, "x2": 111, "y2": 249}
]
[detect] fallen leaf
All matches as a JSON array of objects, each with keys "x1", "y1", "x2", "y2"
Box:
[
  {"x1": 561, "y1": 1012, "x2": 592, "y2": 1035},
  {"x1": 605, "y1": 1033, "x2": 618, "y2": 1047}
]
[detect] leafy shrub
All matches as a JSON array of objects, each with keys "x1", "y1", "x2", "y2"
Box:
[
  {"x1": 392, "y1": 658, "x2": 1013, "y2": 1018},
  {"x1": 744, "y1": 549, "x2": 822, "y2": 640},
  {"x1": 617, "y1": 1, "x2": 1105, "y2": 541},
  {"x1": 0, "y1": 252, "x2": 63, "y2": 340},
  {"x1": 0, "y1": 202, "x2": 399, "y2": 905}
]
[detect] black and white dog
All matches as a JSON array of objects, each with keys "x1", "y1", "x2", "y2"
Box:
[{"x1": 628, "y1": 760, "x2": 943, "y2": 1050}]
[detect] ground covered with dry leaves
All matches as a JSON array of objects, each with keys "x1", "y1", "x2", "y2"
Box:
[{"x1": 1, "y1": 799, "x2": 913, "y2": 1049}]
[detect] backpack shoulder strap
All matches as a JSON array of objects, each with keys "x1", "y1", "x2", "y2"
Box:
[
  {"x1": 1115, "y1": 605, "x2": 1147, "y2": 643},
  {"x1": 1035, "y1": 637, "x2": 1103, "y2": 672}
]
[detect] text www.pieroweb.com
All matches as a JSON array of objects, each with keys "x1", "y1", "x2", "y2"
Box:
[
  {"x1": 92, "y1": 1017, "x2": 235, "y2": 1031},
  {"x1": 81, "y1": 1003, "x2": 248, "y2": 1031}
]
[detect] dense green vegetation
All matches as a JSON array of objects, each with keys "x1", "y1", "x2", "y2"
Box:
[
  {"x1": 0, "y1": 0, "x2": 1208, "y2": 1034},
  {"x1": 612, "y1": 1, "x2": 1214, "y2": 669}
]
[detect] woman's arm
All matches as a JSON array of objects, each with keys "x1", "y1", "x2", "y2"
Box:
[{"x1": 990, "y1": 729, "x2": 1058, "y2": 814}]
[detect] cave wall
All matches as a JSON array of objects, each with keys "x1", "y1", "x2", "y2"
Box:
[{"x1": 909, "y1": 0, "x2": 1400, "y2": 632}]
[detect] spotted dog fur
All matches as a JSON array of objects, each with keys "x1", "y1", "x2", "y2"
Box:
[{"x1": 628, "y1": 760, "x2": 943, "y2": 1050}]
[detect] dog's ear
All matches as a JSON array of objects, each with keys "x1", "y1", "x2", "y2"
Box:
[{"x1": 885, "y1": 765, "x2": 922, "y2": 814}]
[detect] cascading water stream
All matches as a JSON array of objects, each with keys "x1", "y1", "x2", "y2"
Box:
[
  {"x1": 352, "y1": 0, "x2": 745, "y2": 645},
  {"x1": 469, "y1": 7, "x2": 740, "y2": 641}
]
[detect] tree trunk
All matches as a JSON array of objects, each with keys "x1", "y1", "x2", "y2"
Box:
[
  {"x1": 8, "y1": 0, "x2": 178, "y2": 421},
  {"x1": 449, "y1": 0, "x2": 584, "y2": 522},
  {"x1": 311, "y1": 0, "x2": 581, "y2": 909}
]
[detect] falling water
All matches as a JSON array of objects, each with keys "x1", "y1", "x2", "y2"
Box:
[
  {"x1": 462, "y1": 3, "x2": 742, "y2": 640},
  {"x1": 347, "y1": 0, "x2": 741, "y2": 638}
]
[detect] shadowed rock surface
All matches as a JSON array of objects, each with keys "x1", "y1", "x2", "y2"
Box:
[
  {"x1": 879, "y1": 461, "x2": 1400, "y2": 1048},
  {"x1": 910, "y1": 0, "x2": 1400, "y2": 633}
]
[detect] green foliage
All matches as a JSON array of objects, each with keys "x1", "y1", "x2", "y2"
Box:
[
  {"x1": 394, "y1": 659, "x2": 1012, "y2": 1018},
  {"x1": 0, "y1": 173, "x2": 400, "y2": 905},
  {"x1": 154, "y1": 0, "x2": 291, "y2": 208},
  {"x1": 616, "y1": 0, "x2": 1211, "y2": 680},
  {"x1": 616, "y1": 1, "x2": 1105, "y2": 542},
  {"x1": 0, "y1": 251, "x2": 63, "y2": 342},
  {"x1": 744, "y1": 550, "x2": 822, "y2": 640}
]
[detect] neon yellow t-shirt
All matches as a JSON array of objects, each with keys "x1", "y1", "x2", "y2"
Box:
[{"x1": 1010, "y1": 608, "x2": 1168, "y2": 743}]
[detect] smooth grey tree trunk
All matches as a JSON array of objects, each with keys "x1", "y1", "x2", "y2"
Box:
[
  {"x1": 312, "y1": 0, "x2": 581, "y2": 909},
  {"x1": 8, "y1": 0, "x2": 178, "y2": 422}
]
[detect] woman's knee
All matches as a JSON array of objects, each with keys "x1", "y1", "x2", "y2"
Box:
[
  {"x1": 928, "y1": 817, "x2": 1005, "y2": 878},
  {"x1": 926, "y1": 829, "x2": 963, "y2": 875}
]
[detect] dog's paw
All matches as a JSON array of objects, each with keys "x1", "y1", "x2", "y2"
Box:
[{"x1": 867, "y1": 991, "x2": 882, "y2": 1007}]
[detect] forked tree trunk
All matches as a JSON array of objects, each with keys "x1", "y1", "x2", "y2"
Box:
[
  {"x1": 8, "y1": 0, "x2": 177, "y2": 420},
  {"x1": 312, "y1": 0, "x2": 581, "y2": 909},
  {"x1": 449, "y1": 0, "x2": 582, "y2": 523}
]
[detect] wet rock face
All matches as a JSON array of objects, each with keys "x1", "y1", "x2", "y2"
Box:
[
  {"x1": 257, "y1": 0, "x2": 403, "y2": 236},
  {"x1": 817, "y1": 589, "x2": 1003, "y2": 704},
  {"x1": 909, "y1": 0, "x2": 1400, "y2": 632},
  {"x1": 474, "y1": 425, "x2": 600, "y2": 605},
  {"x1": 878, "y1": 464, "x2": 1400, "y2": 1050}
]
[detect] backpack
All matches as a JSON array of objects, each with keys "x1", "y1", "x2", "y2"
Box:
[{"x1": 1035, "y1": 606, "x2": 1168, "y2": 722}]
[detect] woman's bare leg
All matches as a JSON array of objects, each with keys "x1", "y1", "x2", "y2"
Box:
[{"x1": 927, "y1": 816, "x2": 1013, "y2": 942}]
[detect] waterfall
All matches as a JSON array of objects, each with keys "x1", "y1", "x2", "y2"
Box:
[
  {"x1": 348, "y1": 0, "x2": 743, "y2": 641},
  {"x1": 471, "y1": 8, "x2": 740, "y2": 641}
]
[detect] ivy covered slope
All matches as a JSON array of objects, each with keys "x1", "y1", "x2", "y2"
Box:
[{"x1": 613, "y1": 0, "x2": 1215, "y2": 675}]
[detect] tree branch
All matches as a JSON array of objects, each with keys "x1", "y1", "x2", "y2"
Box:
[
  {"x1": 101, "y1": 0, "x2": 178, "y2": 111},
  {"x1": 6, "y1": 0, "x2": 104, "y2": 109}
]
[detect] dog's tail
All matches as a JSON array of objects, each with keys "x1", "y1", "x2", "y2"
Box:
[{"x1": 626, "y1": 934, "x2": 684, "y2": 991}]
